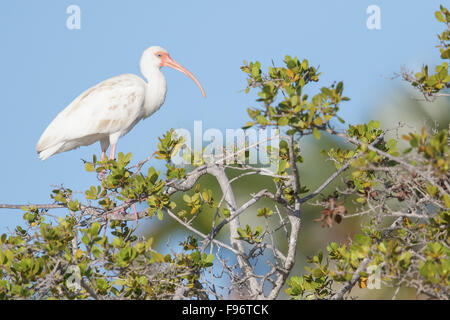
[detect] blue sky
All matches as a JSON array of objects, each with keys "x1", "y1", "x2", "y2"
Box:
[{"x1": 0, "y1": 0, "x2": 445, "y2": 233}]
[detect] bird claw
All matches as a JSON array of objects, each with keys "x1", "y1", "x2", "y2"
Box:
[
  {"x1": 131, "y1": 203, "x2": 138, "y2": 222},
  {"x1": 108, "y1": 201, "x2": 138, "y2": 223}
]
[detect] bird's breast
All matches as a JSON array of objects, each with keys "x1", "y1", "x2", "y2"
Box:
[{"x1": 143, "y1": 71, "x2": 167, "y2": 118}]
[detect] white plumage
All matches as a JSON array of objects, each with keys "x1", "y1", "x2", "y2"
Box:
[{"x1": 37, "y1": 46, "x2": 205, "y2": 161}]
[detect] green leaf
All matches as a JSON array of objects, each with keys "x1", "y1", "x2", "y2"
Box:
[
  {"x1": 256, "y1": 115, "x2": 269, "y2": 125},
  {"x1": 435, "y1": 11, "x2": 445, "y2": 22},
  {"x1": 443, "y1": 194, "x2": 450, "y2": 209},
  {"x1": 278, "y1": 117, "x2": 289, "y2": 126},
  {"x1": 205, "y1": 254, "x2": 215, "y2": 265},
  {"x1": 222, "y1": 208, "x2": 230, "y2": 218},
  {"x1": 313, "y1": 117, "x2": 323, "y2": 126},
  {"x1": 242, "y1": 121, "x2": 255, "y2": 129},
  {"x1": 157, "y1": 210, "x2": 164, "y2": 221},
  {"x1": 68, "y1": 200, "x2": 79, "y2": 212},
  {"x1": 313, "y1": 127, "x2": 321, "y2": 140},
  {"x1": 81, "y1": 235, "x2": 90, "y2": 245},
  {"x1": 336, "y1": 81, "x2": 343, "y2": 94},
  {"x1": 354, "y1": 234, "x2": 371, "y2": 246},
  {"x1": 85, "y1": 162, "x2": 94, "y2": 172}
]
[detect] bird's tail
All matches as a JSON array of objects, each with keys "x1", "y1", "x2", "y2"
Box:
[{"x1": 37, "y1": 142, "x2": 64, "y2": 160}]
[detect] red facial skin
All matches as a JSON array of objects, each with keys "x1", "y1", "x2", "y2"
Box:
[{"x1": 155, "y1": 51, "x2": 206, "y2": 98}]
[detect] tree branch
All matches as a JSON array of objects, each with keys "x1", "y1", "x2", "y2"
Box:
[
  {"x1": 330, "y1": 256, "x2": 371, "y2": 300},
  {"x1": 206, "y1": 164, "x2": 260, "y2": 297},
  {"x1": 299, "y1": 132, "x2": 386, "y2": 203}
]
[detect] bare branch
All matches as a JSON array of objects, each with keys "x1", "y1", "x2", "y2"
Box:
[
  {"x1": 300, "y1": 132, "x2": 386, "y2": 203},
  {"x1": 330, "y1": 256, "x2": 371, "y2": 300},
  {"x1": 206, "y1": 164, "x2": 260, "y2": 297}
]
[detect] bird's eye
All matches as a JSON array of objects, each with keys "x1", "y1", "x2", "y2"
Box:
[{"x1": 157, "y1": 54, "x2": 162, "y2": 58}]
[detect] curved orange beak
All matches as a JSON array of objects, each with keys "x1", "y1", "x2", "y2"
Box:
[{"x1": 162, "y1": 55, "x2": 206, "y2": 98}]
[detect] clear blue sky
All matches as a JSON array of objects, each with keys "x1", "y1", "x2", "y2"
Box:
[{"x1": 0, "y1": 0, "x2": 445, "y2": 232}]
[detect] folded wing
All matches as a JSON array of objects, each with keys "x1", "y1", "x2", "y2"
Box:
[{"x1": 37, "y1": 74, "x2": 146, "y2": 160}]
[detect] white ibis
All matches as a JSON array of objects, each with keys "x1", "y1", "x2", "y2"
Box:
[{"x1": 36, "y1": 46, "x2": 206, "y2": 161}]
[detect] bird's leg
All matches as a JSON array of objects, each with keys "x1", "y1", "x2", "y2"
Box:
[
  {"x1": 119, "y1": 201, "x2": 139, "y2": 222},
  {"x1": 107, "y1": 201, "x2": 139, "y2": 223},
  {"x1": 130, "y1": 203, "x2": 138, "y2": 222},
  {"x1": 99, "y1": 139, "x2": 109, "y2": 180},
  {"x1": 100, "y1": 138, "x2": 110, "y2": 161},
  {"x1": 106, "y1": 141, "x2": 138, "y2": 222},
  {"x1": 99, "y1": 151, "x2": 108, "y2": 180},
  {"x1": 109, "y1": 143, "x2": 117, "y2": 161}
]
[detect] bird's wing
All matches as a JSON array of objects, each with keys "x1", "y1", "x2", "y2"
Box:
[{"x1": 37, "y1": 74, "x2": 146, "y2": 153}]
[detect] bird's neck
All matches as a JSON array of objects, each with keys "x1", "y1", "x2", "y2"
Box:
[{"x1": 142, "y1": 67, "x2": 167, "y2": 118}]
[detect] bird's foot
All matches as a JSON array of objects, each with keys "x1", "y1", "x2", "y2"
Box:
[
  {"x1": 130, "y1": 202, "x2": 139, "y2": 222},
  {"x1": 108, "y1": 201, "x2": 139, "y2": 223}
]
